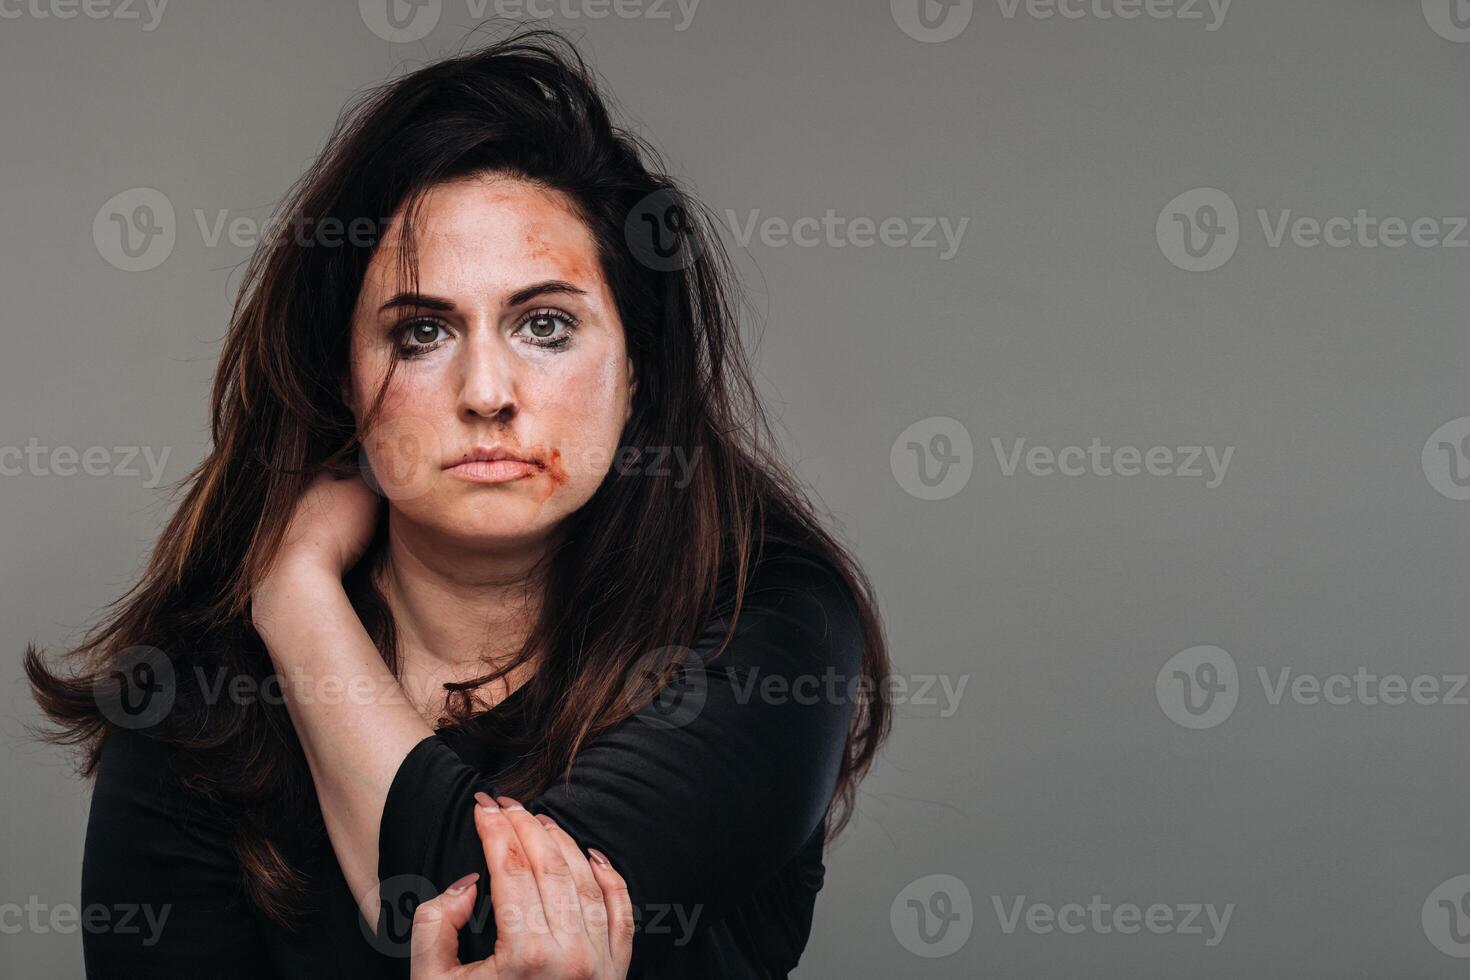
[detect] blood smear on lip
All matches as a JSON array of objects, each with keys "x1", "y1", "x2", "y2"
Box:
[{"x1": 533, "y1": 448, "x2": 568, "y2": 504}]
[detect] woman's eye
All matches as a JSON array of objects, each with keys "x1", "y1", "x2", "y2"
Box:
[
  {"x1": 399, "y1": 320, "x2": 447, "y2": 350},
  {"x1": 519, "y1": 310, "x2": 577, "y2": 347}
]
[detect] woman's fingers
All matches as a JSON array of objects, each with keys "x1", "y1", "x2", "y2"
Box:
[
  {"x1": 493, "y1": 796, "x2": 589, "y2": 950},
  {"x1": 468, "y1": 794, "x2": 632, "y2": 978},
  {"x1": 473, "y1": 793, "x2": 555, "y2": 967},
  {"x1": 410, "y1": 872, "x2": 482, "y2": 979},
  {"x1": 587, "y1": 847, "x2": 635, "y2": 973},
  {"x1": 535, "y1": 813, "x2": 612, "y2": 954}
]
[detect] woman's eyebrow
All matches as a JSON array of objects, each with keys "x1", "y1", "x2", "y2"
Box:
[
  {"x1": 505, "y1": 279, "x2": 588, "y2": 307},
  {"x1": 378, "y1": 292, "x2": 456, "y2": 313},
  {"x1": 376, "y1": 281, "x2": 587, "y2": 315}
]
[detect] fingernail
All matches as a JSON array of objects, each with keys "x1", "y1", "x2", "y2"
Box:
[
  {"x1": 588, "y1": 848, "x2": 611, "y2": 868},
  {"x1": 446, "y1": 872, "x2": 479, "y2": 895},
  {"x1": 497, "y1": 795, "x2": 524, "y2": 811},
  {"x1": 474, "y1": 791, "x2": 499, "y2": 810},
  {"x1": 535, "y1": 814, "x2": 556, "y2": 829}
]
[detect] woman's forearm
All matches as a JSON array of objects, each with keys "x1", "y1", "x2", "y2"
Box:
[{"x1": 251, "y1": 563, "x2": 434, "y2": 920}]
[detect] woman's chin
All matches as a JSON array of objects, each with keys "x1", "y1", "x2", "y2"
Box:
[{"x1": 424, "y1": 507, "x2": 563, "y2": 551}]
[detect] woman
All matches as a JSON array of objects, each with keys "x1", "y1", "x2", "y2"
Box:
[{"x1": 28, "y1": 27, "x2": 891, "y2": 979}]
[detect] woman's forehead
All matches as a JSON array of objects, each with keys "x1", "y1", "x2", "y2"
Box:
[{"x1": 360, "y1": 178, "x2": 605, "y2": 303}]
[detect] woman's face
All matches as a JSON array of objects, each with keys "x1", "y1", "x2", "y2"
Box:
[{"x1": 346, "y1": 173, "x2": 635, "y2": 551}]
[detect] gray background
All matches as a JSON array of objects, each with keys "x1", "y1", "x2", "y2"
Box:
[{"x1": 4, "y1": 1, "x2": 1470, "y2": 976}]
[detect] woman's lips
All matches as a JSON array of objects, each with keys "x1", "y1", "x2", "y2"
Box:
[{"x1": 446, "y1": 459, "x2": 541, "y2": 483}]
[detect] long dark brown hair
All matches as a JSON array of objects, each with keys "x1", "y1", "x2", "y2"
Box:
[{"x1": 26, "y1": 26, "x2": 891, "y2": 926}]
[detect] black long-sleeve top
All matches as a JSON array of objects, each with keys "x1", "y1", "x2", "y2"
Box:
[{"x1": 80, "y1": 544, "x2": 864, "y2": 978}]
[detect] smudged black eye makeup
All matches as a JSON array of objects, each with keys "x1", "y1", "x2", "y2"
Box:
[
  {"x1": 393, "y1": 318, "x2": 451, "y2": 359},
  {"x1": 391, "y1": 307, "x2": 582, "y2": 359},
  {"x1": 513, "y1": 308, "x2": 580, "y2": 350}
]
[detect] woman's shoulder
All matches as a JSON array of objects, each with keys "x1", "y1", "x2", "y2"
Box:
[
  {"x1": 89, "y1": 724, "x2": 237, "y2": 855},
  {"x1": 705, "y1": 537, "x2": 866, "y2": 678}
]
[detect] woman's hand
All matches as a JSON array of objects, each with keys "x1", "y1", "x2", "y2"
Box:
[
  {"x1": 411, "y1": 796, "x2": 634, "y2": 979},
  {"x1": 251, "y1": 472, "x2": 381, "y2": 632},
  {"x1": 266, "y1": 471, "x2": 382, "y2": 584}
]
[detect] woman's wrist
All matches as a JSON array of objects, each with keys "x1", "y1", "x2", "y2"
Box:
[{"x1": 251, "y1": 559, "x2": 347, "y2": 640}]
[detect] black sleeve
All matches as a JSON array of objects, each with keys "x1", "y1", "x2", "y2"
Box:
[
  {"x1": 81, "y1": 724, "x2": 273, "y2": 979},
  {"x1": 377, "y1": 550, "x2": 864, "y2": 973}
]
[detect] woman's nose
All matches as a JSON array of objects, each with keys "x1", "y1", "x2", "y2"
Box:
[{"x1": 456, "y1": 335, "x2": 518, "y2": 422}]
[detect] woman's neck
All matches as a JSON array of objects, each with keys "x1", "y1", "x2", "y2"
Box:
[{"x1": 373, "y1": 516, "x2": 550, "y2": 718}]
